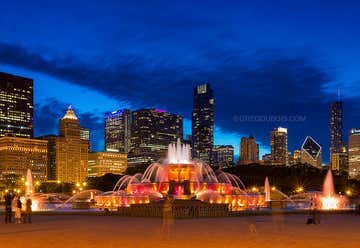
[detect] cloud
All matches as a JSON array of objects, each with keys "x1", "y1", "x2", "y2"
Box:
[
  {"x1": 1, "y1": 41, "x2": 337, "y2": 159},
  {"x1": 34, "y1": 98, "x2": 64, "y2": 136}
]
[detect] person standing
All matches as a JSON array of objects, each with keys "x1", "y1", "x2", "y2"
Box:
[
  {"x1": 161, "y1": 197, "x2": 174, "y2": 240},
  {"x1": 23, "y1": 196, "x2": 32, "y2": 223},
  {"x1": 4, "y1": 192, "x2": 13, "y2": 224},
  {"x1": 15, "y1": 196, "x2": 22, "y2": 224}
]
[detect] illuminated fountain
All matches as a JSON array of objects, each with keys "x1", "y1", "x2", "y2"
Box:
[
  {"x1": 23, "y1": 169, "x2": 67, "y2": 211},
  {"x1": 58, "y1": 190, "x2": 103, "y2": 209},
  {"x1": 95, "y1": 139, "x2": 265, "y2": 211},
  {"x1": 261, "y1": 177, "x2": 297, "y2": 208},
  {"x1": 289, "y1": 170, "x2": 348, "y2": 210},
  {"x1": 320, "y1": 170, "x2": 347, "y2": 210}
]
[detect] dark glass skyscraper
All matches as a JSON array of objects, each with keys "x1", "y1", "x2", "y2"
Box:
[
  {"x1": 0, "y1": 72, "x2": 33, "y2": 138},
  {"x1": 192, "y1": 83, "x2": 214, "y2": 165},
  {"x1": 301, "y1": 136, "x2": 322, "y2": 168},
  {"x1": 104, "y1": 109, "x2": 131, "y2": 153},
  {"x1": 129, "y1": 109, "x2": 182, "y2": 164},
  {"x1": 330, "y1": 101, "x2": 343, "y2": 154}
]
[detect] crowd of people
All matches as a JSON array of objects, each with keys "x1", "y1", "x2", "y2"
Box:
[{"x1": 4, "y1": 192, "x2": 32, "y2": 224}]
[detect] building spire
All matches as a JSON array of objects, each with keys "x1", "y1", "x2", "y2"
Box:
[
  {"x1": 62, "y1": 105, "x2": 78, "y2": 120},
  {"x1": 337, "y1": 88, "x2": 341, "y2": 101}
]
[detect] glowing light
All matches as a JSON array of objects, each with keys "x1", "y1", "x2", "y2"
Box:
[
  {"x1": 271, "y1": 186, "x2": 276, "y2": 191},
  {"x1": 345, "y1": 190, "x2": 352, "y2": 196},
  {"x1": 296, "y1": 187, "x2": 304, "y2": 193},
  {"x1": 321, "y1": 197, "x2": 339, "y2": 210},
  {"x1": 251, "y1": 187, "x2": 258, "y2": 192},
  {"x1": 32, "y1": 200, "x2": 39, "y2": 211}
]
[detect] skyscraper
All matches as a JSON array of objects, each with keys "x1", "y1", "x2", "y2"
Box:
[
  {"x1": 270, "y1": 127, "x2": 288, "y2": 165},
  {"x1": 39, "y1": 106, "x2": 89, "y2": 183},
  {"x1": 300, "y1": 136, "x2": 322, "y2": 168},
  {"x1": 192, "y1": 83, "x2": 214, "y2": 165},
  {"x1": 239, "y1": 135, "x2": 259, "y2": 164},
  {"x1": 330, "y1": 101, "x2": 342, "y2": 154},
  {"x1": 0, "y1": 72, "x2": 34, "y2": 138},
  {"x1": 104, "y1": 109, "x2": 131, "y2": 153},
  {"x1": 213, "y1": 145, "x2": 234, "y2": 167},
  {"x1": 348, "y1": 128, "x2": 360, "y2": 179},
  {"x1": 129, "y1": 109, "x2": 182, "y2": 164}
]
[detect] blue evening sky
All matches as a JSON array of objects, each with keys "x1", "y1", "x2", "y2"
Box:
[{"x1": 1, "y1": 1, "x2": 360, "y2": 162}]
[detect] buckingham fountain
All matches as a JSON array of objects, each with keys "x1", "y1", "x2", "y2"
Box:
[
  {"x1": 94, "y1": 139, "x2": 265, "y2": 217},
  {"x1": 22, "y1": 140, "x2": 350, "y2": 215}
]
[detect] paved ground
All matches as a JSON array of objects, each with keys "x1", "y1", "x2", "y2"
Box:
[{"x1": 0, "y1": 214, "x2": 359, "y2": 248}]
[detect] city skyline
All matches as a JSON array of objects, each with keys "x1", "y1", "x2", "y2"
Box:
[
  {"x1": 1, "y1": 1, "x2": 360, "y2": 163},
  {"x1": 0, "y1": 69, "x2": 358, "y2": 164}
]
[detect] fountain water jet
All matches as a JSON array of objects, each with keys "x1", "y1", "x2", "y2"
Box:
[
  {"x1": 264, "y1": 177, "x2": 271, "y2": 202},
  {"x1": 323, "y1": 169, "x2": 335, "y2": 198},
  {"x1": 321, "y1": 170, "x2": 340, "y2": 210},
  {"x1": 25, "y1": 169, "x2": 34, "y2": 197}
]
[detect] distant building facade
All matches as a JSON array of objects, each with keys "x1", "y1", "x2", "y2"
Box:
[
  {"x1": 39, "y1": 135, "x2": 57, "y2": 180},
  {"x1": 262, "y1": 154, "x2": 272, "y2": 165},
  {"x1": 88, "y1": 152, "x2": 127, "y2": 177},
  {"x1": 0, "y1": 72, "x2": 34, "y2": 138},
  {"x1": 213, "y1": 145, "x2": 234, "y2": 167},
  {"x1": 348, "y1": 128, "x2": 360, "y2": 179},
  {"x1": 331, "y1": 144, "x2": 348, "y2": 174},
  {"x1": 129, "y1": 109, "x2": 182, "y2": 165},
  {"x1": 300, "y1": 136, "x2": 322, "y2": 168},
  {"x1": 270, "y1": 127, "x2": 288, "y2": 165},
  {"x1": 0, "y1": 136, "x2": 47, "y2": 183},
  {"x1": 192, "y1": 83, "x2": 214, "y2": 165},
  {"x1": 289, "y1": 149, "x2": 301, "y2": 165},
  {"x1": 40, "y1": 106, "x2": 89, "y2": 183},
  {"x1": 239, "y1": 135, "x2": 259, "y2": 164},
  {"x1": 104, "y1": 109, "x2": 131, "y2": 153}
]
